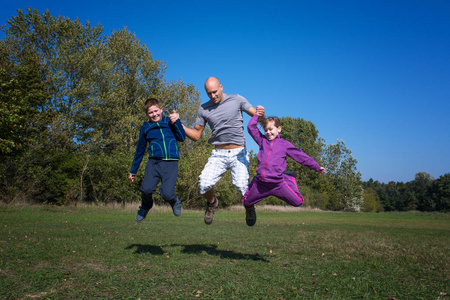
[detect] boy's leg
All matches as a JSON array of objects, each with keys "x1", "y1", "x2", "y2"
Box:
[
  {"x1": 158, "y1": 160, "x2": 182, "y2": 216},
  {"x1": 137, "y1": 160, "x2": 160, "y2": 222}
]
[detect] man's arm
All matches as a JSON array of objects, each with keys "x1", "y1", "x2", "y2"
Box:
[{"x1": 182, "y1": 124, "x2": 205, "y2": 142}]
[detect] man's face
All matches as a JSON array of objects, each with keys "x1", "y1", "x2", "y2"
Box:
[
  {"x1": 205, "y1": 82, "x2": 224, "y2": 104},
  {"x1": 146, "y1": 105, "x2": 163, "y2": 122}
]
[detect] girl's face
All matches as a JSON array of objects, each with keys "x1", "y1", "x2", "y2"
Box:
[
  {"x1": 264, "y1": 121, "x2": 282, "y2": 141},
  {"x1": 146, "y1": 105, "x2": 163, "y2": 122}
]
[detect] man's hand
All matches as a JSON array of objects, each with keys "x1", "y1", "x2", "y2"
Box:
[
  {"x1": 169, "y1": 110, "x2": 179, "y2": 124},
  {"x1": 255, "y1": 105, "x2": 265, "y2": 116}
]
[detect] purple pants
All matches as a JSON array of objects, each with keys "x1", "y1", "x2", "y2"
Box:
[{"x1": 242, "y1": 174, "x2": 304, "y2": 207}]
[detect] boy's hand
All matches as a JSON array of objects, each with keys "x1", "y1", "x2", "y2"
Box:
[
  {"x1": 169, "y1": 110, "x2": 179, "y2": 124},
  {"x1": 255, "y1": 105, "x2": 265, "y2": 116},
  {"x1": 128, "y1": 174, "x2": 135, "y2": 182},
  {"x1": 318, "y1": 167, "x2": 326, "y2": 175}
]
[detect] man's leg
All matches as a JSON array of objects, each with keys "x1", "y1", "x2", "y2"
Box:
[
  {"x1": 199, "y1": 150, "x2": 227, "y2": 224},
  {"x1": 230, "y1": 148, "x2": 257, "y2": 226}
]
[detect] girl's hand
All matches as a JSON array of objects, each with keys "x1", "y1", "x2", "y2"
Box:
[
  {"x1": 255, "y1": 105, "x2": 265, "y2": 116},
  {"x1": 318, "y1": 167, "x2": 326, "y2": 175}
]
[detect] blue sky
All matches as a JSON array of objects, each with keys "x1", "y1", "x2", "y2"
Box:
[{"x1": 2, "y1": 0, "x2": 449, "y2": 183}]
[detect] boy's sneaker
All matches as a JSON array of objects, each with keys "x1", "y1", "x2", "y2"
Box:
[
  {"x1": 204, "y1": 197, "x2": 218, "y2": 225},
  {"x1": 170, "y1": 200, "x2": 182, "y2": 216},
  {"x1": 136, "y1": 206, "x2": 149, "y2": 222},
  {"x1": 245, "y1": 205, "x2": 256, "y2": 226}
]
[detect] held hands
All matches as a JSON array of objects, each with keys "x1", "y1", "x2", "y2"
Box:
[
  {"x1": 255, "y1": 105, "x2": 265, "y2": 117},
  {"x1": 169, "y1": 110, "x2": 179, "y2": 124},
  {"x1": 318, "y1": 167, "x2": 326, "y2": 175}
]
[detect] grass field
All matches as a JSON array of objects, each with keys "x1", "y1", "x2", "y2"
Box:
[{"x1": 1, "y1": 204, "x2": 449, "y2": 299}]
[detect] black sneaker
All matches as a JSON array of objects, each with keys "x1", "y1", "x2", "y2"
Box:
[
  {"x1": 204, "y1": 197, "x2": 218, "y2": 225},
  {"x1": 245, "y1": 205, "x2": 256, "y2": 226}
]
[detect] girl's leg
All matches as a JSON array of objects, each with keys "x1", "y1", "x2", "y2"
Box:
[
  {"x1": 242, "y1": 177, "x2": 268, "y2": 206},
  {"x1": 272, "y1": 174, "x2": 304, "y2": 207}
]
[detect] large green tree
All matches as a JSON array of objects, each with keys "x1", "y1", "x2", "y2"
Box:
[
  {"x1": 322, "y1": 140, "x2": 362, "y2": 211},
  {"x1": 0, "y1": 8, "x2": 202, "y2": 205}
]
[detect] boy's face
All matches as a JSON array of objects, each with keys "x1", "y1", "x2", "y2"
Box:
[
  {"x1": 146, "y1": 105, "x2": 163, "y2": 122},
  {"x1": 264, "y1": 121, "x2": 281, "y2": 141}
]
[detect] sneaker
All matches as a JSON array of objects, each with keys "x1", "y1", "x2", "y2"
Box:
[
  {"x1": 136, "y1": 206, "x2": 149, "y2": 222},
  {"x1": 245, "y1": 205, "x2": 256, "y2": 226},
  {"x1": 170, "y1": 200, "x2": 182, "y2": 216},
  {"x1": 204, "y1": 197, "x2": 218, "y2": 225}
]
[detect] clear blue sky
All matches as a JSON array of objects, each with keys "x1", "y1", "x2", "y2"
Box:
[{"x1": 2, "y1": 0, "x2": 449, "y2": 183}]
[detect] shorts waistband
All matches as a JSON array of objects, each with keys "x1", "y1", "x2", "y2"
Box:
[{"x1": 213, "y1": 147, "x2": 247, "y2": 155}]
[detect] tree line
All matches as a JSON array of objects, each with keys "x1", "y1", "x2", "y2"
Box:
[
  {"x1": 363, "y1": 172, "x2": 449, "y2": 212},
  {"x1": 1, "y1": 8, "x2": 447, "y2": 212}
]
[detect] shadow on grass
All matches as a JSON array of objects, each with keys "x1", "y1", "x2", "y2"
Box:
[
  {"x1": 125, "y1": 243, "x2": 269, "y2": 262},
  {"x1": 125, "y1": 244, "x2": 165, "y2": 255}
]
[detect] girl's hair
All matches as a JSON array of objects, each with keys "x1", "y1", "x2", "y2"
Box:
[
  {"x1": 261, "y1": 116, "x2": 281, "y2": 129},
  {"x1": 144, "y1": 98, "x2": 160, "y2": 112}
]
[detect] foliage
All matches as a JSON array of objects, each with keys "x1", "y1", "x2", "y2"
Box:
[
  {"x1": 322, "y1": 140, "x2": 363, "y2": 211},
  {"x1": 0, "y1": 8, "x2": 204, "y2": 206},
  {"x1": 363, "y1": 173, "x2": 449, "y2": 212},
  {"x1": 280, "y1": 116, "x2": 324, "y2": 188},
  {"x1": 361, "y1": 188, "x2": 383, "y2": 212},
  {"x1": 0, "y1": 41, "x2": 51, "y2": 156}
]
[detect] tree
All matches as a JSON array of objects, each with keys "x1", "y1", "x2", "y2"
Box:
[
  {"x1": 413, "y1": 172, "x2": 435, "y2": 211},
  {"x1": 280, "y1": 116, "x2": 324, "y2": 188},
  {"x1": 0, "y1": 8, "x2": 202, "y2": 205},
  {"x1": 0, "y1": 42, "x2": 50, "y2": 156},
  {"x1": 322, "y1": 140, "x2": 362, "y2": 211},
  {"x1": 361, "y1": 188, "x2": 382, "y2": 212},
  {"x1": 431, "y1": 174, "x2": 450, "y2": 212}
]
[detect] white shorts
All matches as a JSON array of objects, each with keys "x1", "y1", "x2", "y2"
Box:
[{"x1": 199, "y1": 147, "x2": 250, "y2": 196}]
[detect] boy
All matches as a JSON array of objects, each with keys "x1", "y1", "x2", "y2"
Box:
[{"x1": 128, "y1": 98, "x2": 186, "y2": 222}]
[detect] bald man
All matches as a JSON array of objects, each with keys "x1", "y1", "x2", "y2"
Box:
[{"x1": 183, "y1": 77, "x2": 264, "y2": 225}]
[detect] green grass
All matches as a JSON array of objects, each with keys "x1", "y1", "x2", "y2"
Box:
[{"x1": 1, "y1": 205, "x2": 449, "y2": 299}]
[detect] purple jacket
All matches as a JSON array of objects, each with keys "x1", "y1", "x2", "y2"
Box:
[{"x1": 248, "y1": 114, "x2": 321, "y2": 183}]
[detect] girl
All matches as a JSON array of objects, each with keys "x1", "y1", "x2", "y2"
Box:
[{"x1": 242, "y1": 106, "x2": 326, "y2": 226}]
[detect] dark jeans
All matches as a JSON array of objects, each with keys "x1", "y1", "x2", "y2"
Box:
[{"x1": 140, "y1": 159, "x2": 179, "y2": 211}]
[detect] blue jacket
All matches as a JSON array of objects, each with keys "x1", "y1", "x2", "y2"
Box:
[{"x1": 129, "y1": 116, "x2": 186, "y2": 174}]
